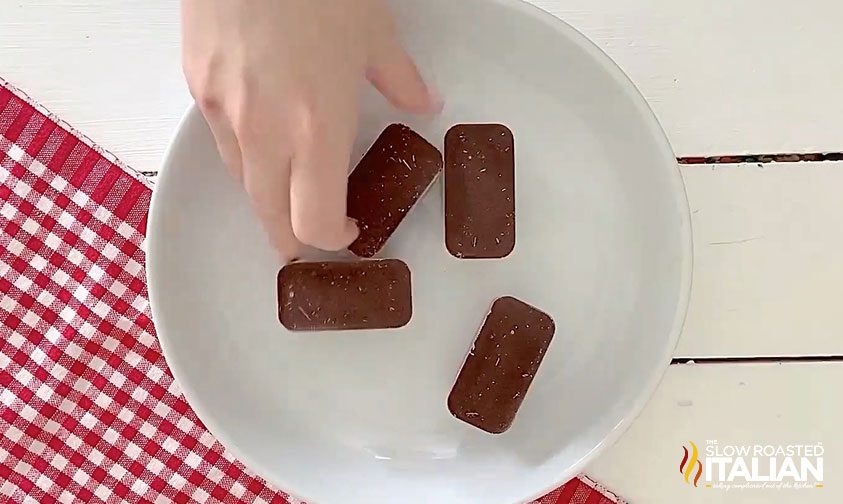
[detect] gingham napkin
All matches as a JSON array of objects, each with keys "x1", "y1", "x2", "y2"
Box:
[{"x1": 0, "y1": 81, "x2": 624, "y2": 504}]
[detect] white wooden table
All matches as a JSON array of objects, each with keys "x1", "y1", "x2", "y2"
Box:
[{"x1": 2, "y1": 1, "x2": 841, "y2": 502}]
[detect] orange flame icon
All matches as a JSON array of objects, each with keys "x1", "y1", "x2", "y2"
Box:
[{"x1": 679, "y1": 441, "x2": 703, "y2": 487}]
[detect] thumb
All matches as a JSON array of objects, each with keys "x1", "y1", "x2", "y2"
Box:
[{"x1": 367, "y1": 37, "x2": 442, "y2": 114}]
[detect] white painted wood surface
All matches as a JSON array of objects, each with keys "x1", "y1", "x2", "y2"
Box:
[
  {"x1": 2, "y1": 0, "x2": 843, "y2": 171},
  {"x1": 586, "y1": 362, "x2": 840, "y2": 503},
  {"x1": 2, "y1": 1, "x2": 842, "y2": 503},
  {"x1": 679, "y1": 162, "x2": 843, "y2": 358},
  {"x1": 531, "y1": 0, "x2": 843, "y2": 156},
  {"x1": 0, "y1": 1, "x2": 187, "y2": 173}
]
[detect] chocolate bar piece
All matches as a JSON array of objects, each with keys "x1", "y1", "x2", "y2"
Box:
[
  {"x1": 277, "y1": 259, "x2": 412, "y2": 331},
  {"x1": 444, "y1": 124, "x2": 515, "y2": 259},
  {"x1": 448, "y1": 296, "x2": 555, "y2": 434},
  {"x1": 347, "y1": 124, "x2": 443, "y2": 258}
]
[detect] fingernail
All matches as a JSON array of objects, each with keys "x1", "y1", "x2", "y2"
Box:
[
  {"x1": 346, "y1": 217, "x2": 361, "y2": 239},
  {"x1": 278, "y1": 252, "x2": 298, "y2": 265}
]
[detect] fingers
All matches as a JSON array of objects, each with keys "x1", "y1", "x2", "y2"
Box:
[
  {"x1": 205, "y1": 113, "x2": 244, "y2": 180},
  {"x1": 240, "y1": 144, "x2": 300, "y2": 262},
  {"x1": 200, "y1": 100, "x2": 299, "y2": 261},
  {"x1": 190, "y1": 60, "x2": 244, "y2": 180},
  {"x1": 367, "y1": 37, "x2": 442, "y2": 114},
  {"x1": 288, "y1": 108, "x2": 359, "y2": 251}
]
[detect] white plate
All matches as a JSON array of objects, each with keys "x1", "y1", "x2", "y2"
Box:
[{"x1": 147, "y1": 1, "x2": 692, "y2": 502}]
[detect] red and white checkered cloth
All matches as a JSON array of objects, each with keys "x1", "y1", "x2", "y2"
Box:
[{"x1": 0, "y1": 81, "x2": 625, "y2": 504}]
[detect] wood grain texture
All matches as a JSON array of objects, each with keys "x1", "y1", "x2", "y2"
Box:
[
  {"x1": 587, "y1": 362, "x2": 840, "y2": 503},
  {"x1": 0, "y1": 1, "x2": 188, "y2": 172},
  {"x1": 678, "y1": 162, "x2": 843, "y2": 358},
  {"x1": 144, "y1": 161, "x2": 843, "y2": 357},
  {"x1": 531, "y1": 0, "x2": 843, "y2": 155},
  {"x1": 2, "y1": 0, "x2": 843, "y2": 167},
  {"x1": 2, "y1": 4, "x2": 841, "y2": 502},
  {"x1": 2, "y1": 3, "x2": 841, "y2": 356}
]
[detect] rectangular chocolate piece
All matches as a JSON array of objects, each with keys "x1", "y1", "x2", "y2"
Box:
[
  {"x1": 444, "y1": 123, "x2": 515, "y2": 258},
  {"x1": 347, "y1": 124, "x2": 443, "y2": 258},
  {"x1": 448, "y1": 296, "x2": 555, "y2": 434},
  {"x1": 277, "y1": 259, "x2": 412, "y2": 331}
]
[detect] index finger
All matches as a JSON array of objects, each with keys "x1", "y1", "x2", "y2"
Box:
[
  {"x1": 288, "y1": 104, "x2": 359, "y2": 251},
  {"x1": 240, "y1": 139, "x2": 300, "y2": 262}
]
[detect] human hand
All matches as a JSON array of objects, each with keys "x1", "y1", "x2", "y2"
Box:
[{"x1": 181, "y1": 0, "x2": 441, "y2": 261}]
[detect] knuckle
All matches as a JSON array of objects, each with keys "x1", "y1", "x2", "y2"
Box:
[
  {"x1": 292, "y1": 102, "x2": 320, "y2": 146},
  {"x1": 187, "y1": 76, "x2": 221, "y2": 115},
  {"x1": 196, "y1": 92, "x2": 222, "y2": 116},
  {"x1": 184, "y1": 60, "x2": 219, "y2": 109}
]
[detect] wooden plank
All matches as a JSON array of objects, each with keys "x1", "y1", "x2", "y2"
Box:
[
  {"x1": 0, "y1": 1, "x2": 187, "y2": 172},
  {"x1": 586, "y1": 362, "x2": 840, "y2": 503},
  {"x1": 140, "y1": 163, "x2": 843, "y2": 359},
  {"x1": 3, "y1": 3, "x2": 843, "y2": 357},
  {"x1": 2, "y1": 0, "x2": 843, "y2": 170},
  {"x1": 678, "y1": 162, "x2": 843, "y2": 358},
  {"x1": 532, "y1": 0, "x2": 843, "y2": 155}
]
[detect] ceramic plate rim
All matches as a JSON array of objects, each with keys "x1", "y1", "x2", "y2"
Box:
[{"x1": 146, "y1": 0, "x2": 693, "y2": 501}]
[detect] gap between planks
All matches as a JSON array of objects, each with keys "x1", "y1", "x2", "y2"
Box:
[
  {"x1": 672, "y1": 356, "x2": 843, "y2": 365},
  {"x1": 142, "y1": 157, "x2": 843, "y2": 362},
  {"x1": 679, "y1": 152, "x2": 843, "y2": 165},
  {"x1": 141, "y1": 151, "x2": 843, "y2": 178}
]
